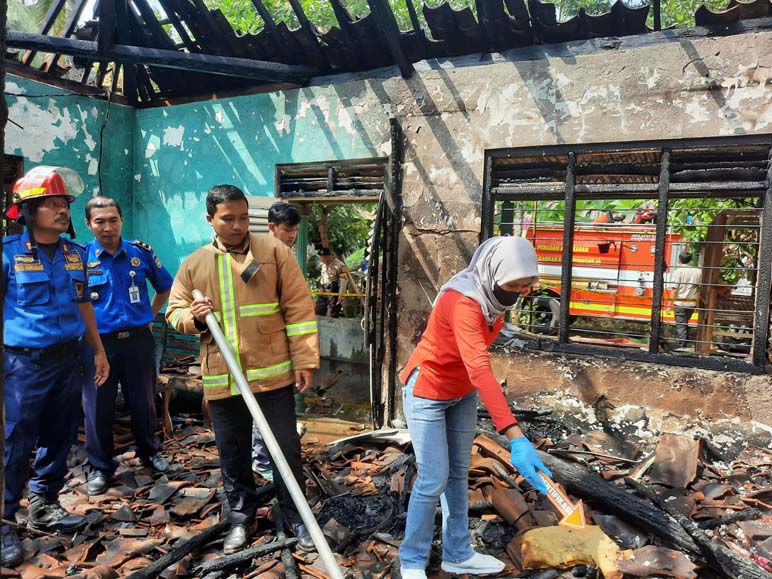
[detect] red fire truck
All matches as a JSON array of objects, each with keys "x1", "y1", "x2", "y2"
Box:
[{"x1": 515, "y1": 222, "x2": 685, "y2": 334}]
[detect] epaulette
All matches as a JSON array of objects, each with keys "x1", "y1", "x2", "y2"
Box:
[
  {"x1": 132, "y1": 240, "x2": 153, "y2": 252},
  {"x1": 3, "y1": 233, "x2": 21, "y2": 244},
  {"x1": 63, "y1": 240, "x2": 87, "y2": 250}
]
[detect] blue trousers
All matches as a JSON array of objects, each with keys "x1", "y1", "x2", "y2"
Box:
[
  {"x1": 399, "y1": 370, "x2": 478, "y2": 570},
  {"x1": 82, "y1": 328, "x2": 160, "y2": 472},
  {"x1": 4, "y1": 349, "x2": 83, "y2": 518}
]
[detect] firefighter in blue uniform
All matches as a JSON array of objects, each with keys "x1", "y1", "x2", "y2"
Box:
[
  {"x1": 82, "y1": 197, "x2": 174, "y2": 496},
  {"x1": 1, "y1": 166, "x2": 109, "y2": 568}
]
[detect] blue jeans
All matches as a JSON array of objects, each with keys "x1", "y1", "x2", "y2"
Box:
[{"x1": 399, "y1": 370, "x2": 477, "y2": 570}]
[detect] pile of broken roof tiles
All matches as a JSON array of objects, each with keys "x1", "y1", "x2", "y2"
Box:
[{"x1": 2, "y1": 413, "x2": 772, "y2": 579}]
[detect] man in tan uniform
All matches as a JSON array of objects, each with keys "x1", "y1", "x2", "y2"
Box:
[
  {"x1": 166, "y1": 185, "x2": 319, "y2": 554},
  {"x1": 315, "y1": 247, "x2": 347, "y2": 318},
  {"x1": 670, "y1": 250, "x2": 702, "y2": 349}
]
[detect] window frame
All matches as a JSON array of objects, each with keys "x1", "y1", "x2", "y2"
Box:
[{"x1": 482, "y1": 135, "x2": 772, "y2": 374}]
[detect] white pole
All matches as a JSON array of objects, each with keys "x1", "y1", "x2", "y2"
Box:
[{"x1": 193, "y1": 289, "x2": 345, "y2": 579}]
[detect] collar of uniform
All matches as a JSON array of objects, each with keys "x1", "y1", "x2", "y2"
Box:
[
  {"x1": 20, "y1": 229, "x2": 61, "y2": 253},
  {"x1": 212, "y1": 235, "x2": 250, "y2": 254},
  {"x1": 91, "y1": 237, "x2": 127, "y2": 258}
]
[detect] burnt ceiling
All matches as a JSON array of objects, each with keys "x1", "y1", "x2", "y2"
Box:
[{"x1": 5, "y1": 0, "x2": 772, "y2": 105}]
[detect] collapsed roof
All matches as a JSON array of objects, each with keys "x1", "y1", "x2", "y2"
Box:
[{"x1": 5, "y1": 0, "x2": 772, "y2": 105}]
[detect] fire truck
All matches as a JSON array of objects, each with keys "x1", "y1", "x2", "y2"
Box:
[{"x1": 515, "y1": 222, "x2": 685, "y2": 335}]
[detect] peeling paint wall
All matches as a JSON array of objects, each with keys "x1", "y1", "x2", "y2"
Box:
[
  {"x1": 4, "y1": 75, "x2": 135, "y2": 236},
  {"x1": 388, "y1": 29, "x2": 772, "y2": 423},
  {"x1": 133, "y1": 84, "x2": 390, "y2": 274}
]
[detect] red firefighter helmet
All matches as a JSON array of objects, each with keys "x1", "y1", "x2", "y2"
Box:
[{"x1": 6, "y1": 166, "x2": 85, "y2": 221}]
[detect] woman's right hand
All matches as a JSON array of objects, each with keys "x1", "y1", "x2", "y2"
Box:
[{"x1": 509, "y1": 436, "x2": 551, "y2": 494}]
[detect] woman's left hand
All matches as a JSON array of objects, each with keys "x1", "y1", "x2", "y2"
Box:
[{"x1": 509, "y1": 436, "x2": 551, "y2": 494}]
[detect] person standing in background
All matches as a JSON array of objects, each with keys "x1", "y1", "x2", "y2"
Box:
[
  {"x1": 82, "y1": 197, "x2": 174, "y2": 496},
  {"x1": 670, "y1": 250, "x2": 702, "y2": 350}
]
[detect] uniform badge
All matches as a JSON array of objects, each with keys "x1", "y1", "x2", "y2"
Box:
[
  {"x1": 95, "y1": 249, "x2": 101, "y2": 256},
  {"x1": 65, "y1": 253, "x2": 82, "y2": 264},
  {"x1": 131, "y1": 257, "x2": 141, "y2": 267},
  {"x1": 134, "y1": 240, "x2": 153, "y2": 252},
  {"x1": 75, "y1": 281, "x2": 85, "y2": 298},
  {"x1": 90, "y1": 291, "x2": 100, "y2": 300},
  {"x1": 87, "y1": 261, "x2": 101, "y2": 268},
  {"x1": 155, "y1": 256, "x2": 163, "y2": 268}
]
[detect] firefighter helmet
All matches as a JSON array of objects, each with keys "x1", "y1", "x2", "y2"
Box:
[{"x1": 6, "y1": 166, "x2": 85, "y2": 222}]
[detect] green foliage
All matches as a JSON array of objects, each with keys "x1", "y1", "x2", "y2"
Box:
[
  {"x1": 308, "y1": 204, "x2": 374, "y2": 258},
  {"x1": 202, "y1": 0, "x2": 730, "y2": 38},
  {"x1": 8, "y1": 0, "x2": 41, "y2": 32}
]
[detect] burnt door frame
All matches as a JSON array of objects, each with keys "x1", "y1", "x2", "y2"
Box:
[{"x1": 365, "y1": 116, "x2": 403, "y2": 429}]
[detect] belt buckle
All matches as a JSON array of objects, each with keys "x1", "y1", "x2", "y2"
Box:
[{"x1": 117, "y1": 331, "x2": 130, "y2": 339}]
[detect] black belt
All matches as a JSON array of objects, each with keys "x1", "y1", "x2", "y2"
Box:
[
  {"x1": 4, "y1": 340, "x2": 79, "y2": 361},
  {"x1": 100, "y1": 326, "x2": 149, "y2": 341}
]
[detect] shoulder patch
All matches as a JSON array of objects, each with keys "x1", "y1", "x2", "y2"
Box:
[{"x1": 132, "y1": 240, "x2": 153, "y2": 252}]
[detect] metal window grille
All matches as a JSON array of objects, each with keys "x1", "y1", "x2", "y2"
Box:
[{"x1": 482, "y1": 136, "x2": 772, "y2": 373}]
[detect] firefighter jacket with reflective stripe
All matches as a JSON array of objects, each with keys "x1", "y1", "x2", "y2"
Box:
[{"x1": 166, "y1": 233, "x2": 319, "y2": 400}]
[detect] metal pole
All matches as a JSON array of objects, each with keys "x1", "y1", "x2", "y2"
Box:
[{"x1": 192, "y1": 290, "x2": 345, "y2": 579}]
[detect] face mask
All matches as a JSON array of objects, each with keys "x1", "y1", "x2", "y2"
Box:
[{"x1": 493, "y1": 283, "x2": 520, "y2": 307}]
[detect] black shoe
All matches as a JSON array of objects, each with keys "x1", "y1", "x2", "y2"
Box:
[
  {"x1": 289, "y1": 522, "x2": 316, "y2": 553},
  {"x1": 27, "y1": 494, "x2": 87, "y2": 534},
  {"x1": 1, "y1": 524, "x2": 23, "y2": 567},
  {"x1": 87, "y1": 470, "x2": 111, "y2": 496},
  {"x1": 223, "y1": 524, "x2": 248, "y2": 554},
  {"x1": 142, "y1": 455, "x2": 169, "y2": 473}
]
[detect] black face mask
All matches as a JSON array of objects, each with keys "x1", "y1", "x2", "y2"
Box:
[{"x1": 493, "y1": 283, "x2": 520, "y2": 306}]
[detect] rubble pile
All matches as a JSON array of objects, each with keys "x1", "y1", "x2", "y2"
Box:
[{"x1": 2, "y1": 402, "x2": 772, "y2": 579}]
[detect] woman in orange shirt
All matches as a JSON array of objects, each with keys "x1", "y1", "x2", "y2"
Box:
[{"x1": 399, "y1": 236, "x2": 550, "y2": 579}]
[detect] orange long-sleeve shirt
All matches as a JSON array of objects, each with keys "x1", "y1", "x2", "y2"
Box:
[{"x1": 400, "y1": 290, "x2": 517, "y2": 433}]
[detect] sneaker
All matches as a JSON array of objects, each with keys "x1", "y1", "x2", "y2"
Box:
[
  {"x1": 1, "y1": 524, "x2": 23, "y2": 567},
  {"x1": 441, "y1": 552, "x2": 505, "y2": 575},
  {"x1": 400, "y1": 569, "x2": 427, "y2": 579},
  {"x1": 27, "y1": 494, "x2": 87, "y2": 533}
]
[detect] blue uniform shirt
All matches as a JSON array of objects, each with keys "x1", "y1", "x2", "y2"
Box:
[
  {"x1": 85, "y1": 238, "x2": 174, "y2": 333},
  {"x1": 3, "y1": 230, "x2": 89, "y2": 348}
]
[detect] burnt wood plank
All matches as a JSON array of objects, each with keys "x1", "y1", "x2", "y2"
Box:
[
  {"x1": 366, "y1": 0, "x2": 414, "y2": 77},
  {"x1": 7, "y1": 31, "x2": 320, "y2": 83}
]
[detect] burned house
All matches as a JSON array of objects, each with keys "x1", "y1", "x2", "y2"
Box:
[{"x1": 3, "y1": 0, "x2": 772, "y2": 429}]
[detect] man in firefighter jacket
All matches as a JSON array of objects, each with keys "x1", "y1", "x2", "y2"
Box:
[
  {"x1": 166, "y1": 185, "x2": 319, "y2": 555},
  {"x1": 2, "y1": 166, "x2": 109, "y2": 567}
]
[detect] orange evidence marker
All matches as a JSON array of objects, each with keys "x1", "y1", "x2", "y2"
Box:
[{"x1": 538, "y1": 471, "x2": 586, "y2": 530}]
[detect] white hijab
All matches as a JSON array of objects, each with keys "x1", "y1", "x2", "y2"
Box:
[{"x1": 435, "y1": 236, "x2": 539, "y2": 324}]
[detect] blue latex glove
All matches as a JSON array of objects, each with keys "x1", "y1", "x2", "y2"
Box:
[{"x1": 510, "y1": 436, "x2": 552, "y2": 494}]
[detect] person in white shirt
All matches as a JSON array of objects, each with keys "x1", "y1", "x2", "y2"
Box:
[{"x1": 670, "y1": 250, "x2": 702, "y2": 349}]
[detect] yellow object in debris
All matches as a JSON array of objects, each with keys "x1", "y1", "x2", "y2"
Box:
[{"x1": 507, "y1": 525, "x2": 622, "y2": 579}]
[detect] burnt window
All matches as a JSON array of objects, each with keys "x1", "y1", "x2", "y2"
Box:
[
  {"x1": 482, "y1": 137, "x2": 772, "y2": 373},
  {"x1": 275, "y1": 158, "x2": 387, "y2": 201}
]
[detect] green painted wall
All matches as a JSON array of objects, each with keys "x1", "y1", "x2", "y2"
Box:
[
  {"x1": 5, "y1": 75, "x2": 390, "y2": 275},
  {"x1": 133, "y1": 83, "x2": 390, "y2": 275},
  {"x1": 4, "y1": 74, "x2": 135, "y2": 237}
]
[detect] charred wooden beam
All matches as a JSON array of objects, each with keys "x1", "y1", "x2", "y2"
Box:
[
  {"x1": 154, "y1": 0, "x2": 200, "y2": 53},
  {"x1": 250, "y1": 0, "x2": 280, "y2": 35},
  {"x1": 43, "y1": 0, "x2": 92, "y2": 72},
  {"x1": 22, "y1": 0, "x2": 67, "y2": 64},
  {"x1": 7, "y1": 31, "x2": 320, "y2": 83},
  {"x1": 115, "y1": 0, "x2": 137, "y2": 105},
  {"x1": 558, "y1": 152, "x2": 576, "y2": 344},
  {"x1": 366, "y1": 0, "x2": 414, "y2": 77},
  {"x1": 649, "y1": 148, "x2": 670, "y2": 354},
  {"x1": 98, "y1": 0, "x2": 116, "y2": 52}
]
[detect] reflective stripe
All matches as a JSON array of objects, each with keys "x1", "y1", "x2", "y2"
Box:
[
  {"x1": 286, "y1": 320, "x2": 318, "y2": 336},
  {"x1": 16, "y1": 187, "x2": 46, "y2": 200},
  {"x1": 218, "y1": 254, "x2": 241, "y2": 395},
  {"x1": 240, "y1": 303, "x2": 280, "y2": 317},
  {"x1": 246, "y1": 360, "x2": 292, "y2": 381},
  {"x1": 203, "y1": 374, "x2": 229, "y2": 388},
  {"x1": 169, "y1": 308, "x2": 186, "y2": 330}
]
